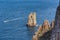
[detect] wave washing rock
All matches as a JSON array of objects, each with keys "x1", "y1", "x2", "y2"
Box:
[
  {"x1": 27, "y1": 12, "x2": 36, "y2": 27},
  {"x1": 32, "y1": 20, "x2": 55, "y2": 40}
]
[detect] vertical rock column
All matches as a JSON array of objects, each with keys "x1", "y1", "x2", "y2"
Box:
[
  {"x1": 27, "y1": 12, "x2": 36, "y2": 27},
  {"x1": 32, "y1": 12, "x2": 36, "y2": 26}
]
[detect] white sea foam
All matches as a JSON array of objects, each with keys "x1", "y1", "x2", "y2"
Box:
[
  {"x1": 36, "y1": 24, "x2": 39, "y2": 27},
  {"x1": 3, "y1": 17, "x2": 23, "y2": 23},
  {"x1": 3, "y1": 21, "x2": 8, "y2": 23}
]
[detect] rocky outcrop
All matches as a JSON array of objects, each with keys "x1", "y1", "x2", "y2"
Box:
[
  {"x1": 42, "y1": 20, "x2": 51, "y2": 32},
  {"x1": 32, "y1": 32, "x2": 39, "y2": 40},
  {"x1": 27, "y1": 12, "x2": 36, "y2": 27},
  {"x1": 32, "y1": 20, "x2": 55, "y2": 40},
  {"x1": 51, "y1": 20, "x2": 55, "y2": 28}
]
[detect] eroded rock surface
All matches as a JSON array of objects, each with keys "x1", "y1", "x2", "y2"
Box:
[
  {"x1": 27, "y1": 12, "x2": 36, "y2": 27},
  {"x1": 32, "y1": 20, "x2": 55, "y2": 40}
]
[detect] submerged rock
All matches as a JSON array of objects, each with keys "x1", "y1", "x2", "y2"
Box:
[{"x1": 27, "y1": 12, "x2": 36, "y2": 27}]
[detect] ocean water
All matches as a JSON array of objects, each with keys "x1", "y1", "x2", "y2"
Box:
[{"x1": 0, "y1": 0, "x2": 59, "y2": 40}]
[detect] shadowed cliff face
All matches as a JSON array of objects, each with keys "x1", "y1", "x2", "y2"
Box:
[
  {"x1": 56, "y1": 6, "x2": 60, "y2": 15},
  {"x1": 55, "y1": 5, "x2": 60, "y2": 32}
]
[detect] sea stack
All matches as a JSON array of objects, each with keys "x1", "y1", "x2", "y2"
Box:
[{"x1": 27, "y1": 12, "x2": 36, "y2": 27}]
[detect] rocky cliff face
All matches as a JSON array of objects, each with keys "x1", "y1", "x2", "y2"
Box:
[
  {"x1": 27, "y1": 12, "x2": 36, "y2": 27},
  {"x1": 32, "y1": 20, "x2": 55, "y2": 40}
]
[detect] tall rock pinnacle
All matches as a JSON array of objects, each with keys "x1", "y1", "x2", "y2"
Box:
[{"x1": 27, "y1": 12, "x2": 36, "y2": 27}]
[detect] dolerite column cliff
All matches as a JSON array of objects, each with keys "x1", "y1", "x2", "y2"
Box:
[
  {"x1": 54, "y1": 1, "x2": 60, "y2": 40},
  {"x1": 27, "y1": 12, "x2": 36, "y2": 27}
]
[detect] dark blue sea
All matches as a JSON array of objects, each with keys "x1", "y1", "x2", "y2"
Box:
[{"x1": 0, "y1": 0, "x2": 59, "y2": 40}]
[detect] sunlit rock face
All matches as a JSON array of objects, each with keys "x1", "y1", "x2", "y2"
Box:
[
  {"x1": 27, "y1": 12, "x2": 36, "y2": 27},
  {"x1": 32, "y1": 32, "x2": 39, "y2": 40},
  {"x1": 32, "y1": 35, "x2": 38, "y2": 40},
  {"x1": 32, "y1": 20, "x2": 55, "y2": 40},
  {"x1": 42, "y1": 20, "x2": 50, "y2": 32}
]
